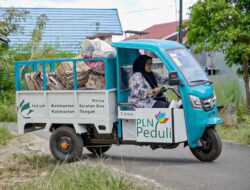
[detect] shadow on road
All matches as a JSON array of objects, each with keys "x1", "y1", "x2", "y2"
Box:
[{"x1": 83, "y1": 153, "x2": 201, "y2": 165}]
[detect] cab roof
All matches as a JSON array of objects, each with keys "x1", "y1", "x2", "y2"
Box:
[{"x1": 112, "y1": 39, "x2": 184, "y2": 50}]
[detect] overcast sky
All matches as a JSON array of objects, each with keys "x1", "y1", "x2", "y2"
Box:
[{"x1": 1, "y1": 0, "x2": 197, "y2": 40}]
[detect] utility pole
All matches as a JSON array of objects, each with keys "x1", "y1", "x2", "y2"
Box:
[{"x1": 178, "y1": 0, "x2": 183, "y2": 44}]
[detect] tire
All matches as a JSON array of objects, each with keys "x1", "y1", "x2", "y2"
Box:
[
  {"x1": 190, "y1": 128, "x2": 222, "y2": 162},
  {"x1": 49, "y1": 126, "x2": 83, "y2": 162},
  {"x1": 86, "y1": 145, "x2": 111, "y2": 155}
]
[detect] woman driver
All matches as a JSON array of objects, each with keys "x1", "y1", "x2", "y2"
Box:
[{"x1": 128, "y1": 55, "x2": 169, "y2": 108}]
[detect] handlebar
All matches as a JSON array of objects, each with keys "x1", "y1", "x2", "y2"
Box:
[
  {"x1": 151, "y1": 86, "x2": 181, "y2": 99},
  {"x1": 160, "y1": 86, "x2": 167, "y2": 93}
]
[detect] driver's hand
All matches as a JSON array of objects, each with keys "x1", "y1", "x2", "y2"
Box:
[
  {"x1": 147, "y1": 89, "x2": 154, "y2": 96},
  {"x1": 153, "y1": 87, "x2": 161, "y2": 94}
]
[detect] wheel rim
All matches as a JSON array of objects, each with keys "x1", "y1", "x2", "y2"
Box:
[
  {"x1": 56, "y1": 136, "x2": 73, "y2": 154},
  {"x1": 199, "y1": 133, "x2": 213, "y2": 153}
]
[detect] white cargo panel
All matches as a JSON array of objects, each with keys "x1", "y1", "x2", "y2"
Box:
[
  {"x1": 119, "y1": 108, "x2": 187, "y2": 143},
  {"x1": 16, "y1": 89, "x2": 117, "y2": 134}
]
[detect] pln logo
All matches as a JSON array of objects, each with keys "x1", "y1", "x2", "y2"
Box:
[
  {"x1": 17, "y1": 99, "x2": 33, "y2": 119},
  {"x1": 136, "y1": 110, "x2": 172, "y2": 141},
  {"x1": 155, "y1": 111, "x2": 169, "y2": 129},
  {"x1": 155, "y1": 111, "x2": 169, "y2": 124}
]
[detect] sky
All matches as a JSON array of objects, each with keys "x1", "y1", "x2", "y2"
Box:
[{"x1": 0, "y1": 0, "x2": 197, "y2": 41}]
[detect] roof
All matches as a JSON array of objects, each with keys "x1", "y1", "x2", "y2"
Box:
[
  {"x1": 0, "y1": 7, "x2": 123, "y2": 53},
  {"x1": 124, "y1": 20, "x2": 187, "y2": 41},
  {"x1": 112, "y1": 39, "x2": 184, "y2": 50},
  {"x1": 124, "y1": 30, "x2": 149, "y2": 35}
]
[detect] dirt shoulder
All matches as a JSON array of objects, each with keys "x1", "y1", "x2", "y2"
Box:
[{"x1": 0, "y1": 133, "x2": 50, "y2": 188}]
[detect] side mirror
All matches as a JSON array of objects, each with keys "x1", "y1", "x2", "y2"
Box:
[{"x1": 168, "y1": 72, "x2": 180, "y2": 86}]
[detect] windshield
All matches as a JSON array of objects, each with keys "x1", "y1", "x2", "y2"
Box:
[{"x1": 166, "y1": 48, "x2": 209, "y2": 85}]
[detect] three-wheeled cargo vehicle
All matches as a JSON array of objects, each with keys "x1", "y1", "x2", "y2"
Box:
[{"x1": 15, "y1": 39, "x2": 223, "y2": 162}]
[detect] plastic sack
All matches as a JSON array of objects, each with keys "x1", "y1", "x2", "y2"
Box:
[{"x1": 81, "y1": 38, "x2": 116, "y2": 58}]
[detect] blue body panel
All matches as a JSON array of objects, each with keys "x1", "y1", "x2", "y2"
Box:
[{"x1": 113, "y1": 39, "x2": 223, "y2": 147}]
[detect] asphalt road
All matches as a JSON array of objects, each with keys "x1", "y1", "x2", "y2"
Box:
[{"x1": 2, "y1": 122, "x2": 250, "y2": 190}]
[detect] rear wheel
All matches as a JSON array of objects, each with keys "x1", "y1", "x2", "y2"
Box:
[
  {"x1": 86, "y1": 145, "x2": 111, "y2": 155},
  {"x1": 49, "y1": 126, "x2": 83, "y2": 162},
  {"x1": 190, "y1": 128, "x2": 222, "y2": 162}
]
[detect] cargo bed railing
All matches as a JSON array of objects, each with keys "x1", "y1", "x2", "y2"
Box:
[{"x1": 15, "y1": 57, "x2": 117, "y2": 91}]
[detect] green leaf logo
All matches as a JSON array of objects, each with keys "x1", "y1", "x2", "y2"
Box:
[
  {"x1": 18, "y1": 99, "x2": 33, "y2": 119},
  {"x1": 21, "y1": 102, "x2": 30, "y2": 112}
]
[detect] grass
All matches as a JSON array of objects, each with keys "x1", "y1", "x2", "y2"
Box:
[
  {"x1": 212, "y1": 76, "x2": 250, "y2": 144},
  {"x1": 19, "y1": 164, "x2": 146, "y2": 190},
  {"x1": 9, "y1": 153, "x2": 56, "y2": 171},
  {"x1": 6, "y1": 153, "x2": 153, "y2": 190},
  {"x1": 0, "y1": 91, "x2": 17, "y2": 122},
  {"x1": 0, "y1": 126, "x2": 13, "y2": 146},
  {"x1": 217, "y1": 116, "x2": 250, "y2": 144},
  {"x1": 212, "y1": 75, "x2": 244, "y2": 106}
]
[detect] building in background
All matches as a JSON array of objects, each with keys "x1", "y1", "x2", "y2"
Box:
[
  {"x1": 124, "y1": 21, "x2": 187, "y2": 42},
  {"x1": 0, "y1": 7, "x2": 123, "y2": 53}
]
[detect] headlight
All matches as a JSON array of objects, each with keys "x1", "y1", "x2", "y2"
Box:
[{"x1": 189, "y1": 95, "x2": 202, "y2": 108}]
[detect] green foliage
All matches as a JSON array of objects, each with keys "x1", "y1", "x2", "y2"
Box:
[
  {"x1": 185, "y1": 0, "x2": 250, "y2": 112},
  {"x1": 0, "y1": 7, "x2": 29, "y2": 36},
  {"x1": 217, "y1": 115, "x2": 250, "y2": 144},
  {"x1": 0, "y1": 91, "x2": 16, "y2": 122},
  {"x1": 39, "y1": 43, "x2": 77, "y2": 59},
  {"x1": 6, "y1": 153, "x2": 150, "y2": 190},
  {"x1": 0, "y1": 126, "x2": 13, "y2": 146},
  {"x1": 13, "y1": 42, "x2": 77, "y2": 61},
  {"x1": 16, "y1": 163, "x2": 146, "y2": 190},
  {"x1": 186, "y1": 0, "x2": 250, "y2": 70},
  {"x1": 11, "y1": 153, "x2": 56, "y2": 170},
  {"x1": 12, "y1": 42, "x2": 32, "y2": 60},
  {"x1": 0, "y1": 50, "x2": 15, "y2": 91},
  {"x1": 237, "y1": 104, "x2": 247, "y2": 118},
  {"x1": 212, "y1": 76, "x2": 244, "y2": 106},
  {"x1": 186, "y1": 0, "x2": 250, "y2": 57},
  {"x1": 213, "y1": 76, "x2": 250, "y2": 144},
  {"x1": 0, "y1": 8, "x2": 29, "y2": 92}
]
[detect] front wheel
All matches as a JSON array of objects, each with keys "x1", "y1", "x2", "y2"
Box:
[{"x1": 190, "y1": 128, "x2": 222, "y2": 162}]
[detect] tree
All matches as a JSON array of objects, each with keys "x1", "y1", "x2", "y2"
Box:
[
  {"x1": 30, "y1": 14, "x2": 48, "y2": 60},
  {"x1": 1, "y1": 7, "x2": 29, "y2": 36},
  {"x1": 185, "y1": 0, "x2": 250, "y2": 114},
  {"x1": 0, "y1": 8, "x2": 29, "y2": 92}
]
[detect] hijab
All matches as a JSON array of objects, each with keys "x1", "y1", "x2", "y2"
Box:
[{"x1": 133, "y1": 55, "x2": 158, "y2": 89}]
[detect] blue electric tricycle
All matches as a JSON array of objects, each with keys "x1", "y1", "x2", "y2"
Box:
[{"x1": 15, "y1": 39, "x2": 223, "y2": 162}]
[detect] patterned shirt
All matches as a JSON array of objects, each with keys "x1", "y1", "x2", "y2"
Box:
[{"x1": 128, "y1": 72, "x2": 167, "y2": 108}]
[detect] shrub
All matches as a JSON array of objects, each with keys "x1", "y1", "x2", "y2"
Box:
[
  {"x1": 0, "y1": 126, "x2": 13, "y2": 146},
  {"x1": 0, "y1": 91, "x2": 16, "y2": 122}
]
